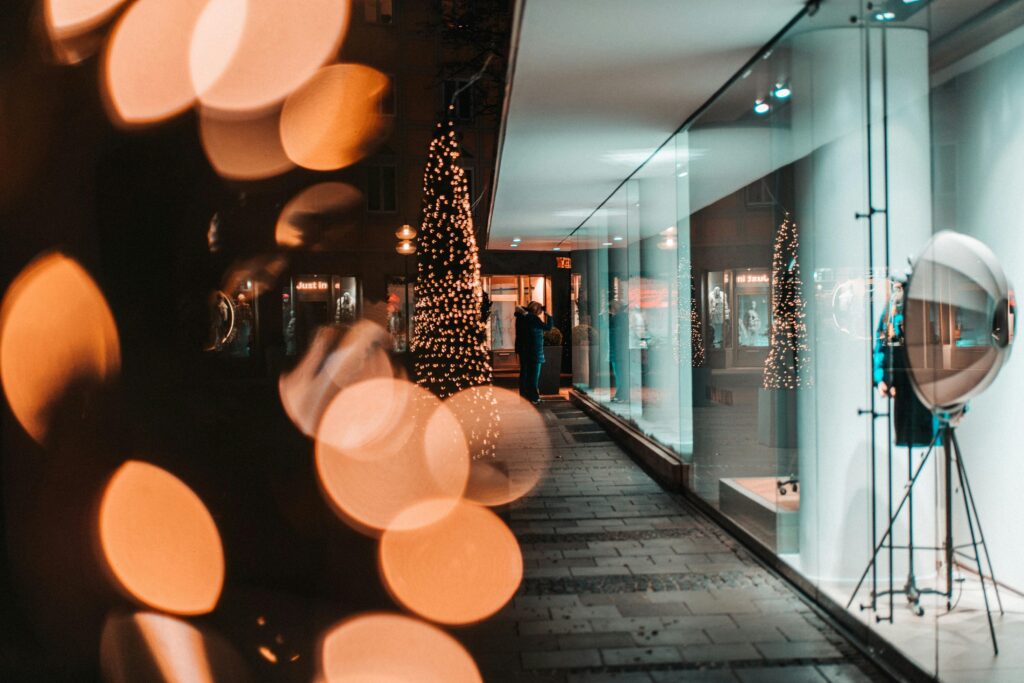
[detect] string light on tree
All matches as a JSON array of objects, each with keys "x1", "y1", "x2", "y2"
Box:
[
  {"x1": 412, "y1": 111, "x2": 497, "y2": 456},
  {"x1": 763, "y1": 212, "x2": 811, "y2": 389}
]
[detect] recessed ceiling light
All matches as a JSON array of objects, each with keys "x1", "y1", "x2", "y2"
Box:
[
  {"x1": 602, "y1": 242, "x2": 613, "y2": 247},
  {"x1": 613, "y1": 236, "x2": 623, "y2": 241},
  {"x1": 772, "y1": 83, "x2": 791, "y2": 99},
  {"x1": 753, "y1": 99, "x2": 770, "y2": 115},
  {"x1": 511, "y1": 237, "x2": 521, "y2": 242},
  {"x1": 553, "y1": 247, "x2": 561, "y2": 251},
  {"x1": 875, "y1": 11, "x2": 896, "y2": 20},
  {"x1": 510, "y1": 243, "x2": 519, "y2": 248},
  {"x1": 677, "y1": 170, "x2": 688, "y2": 178}
]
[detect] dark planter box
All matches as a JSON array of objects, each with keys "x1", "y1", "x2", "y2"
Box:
[{"x1": 540, "y1": 346, "x2": 562, "y2": 395}]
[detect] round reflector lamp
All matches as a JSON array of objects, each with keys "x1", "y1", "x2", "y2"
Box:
[{"x1": 904, "y1": 230, "x2": 1016, "y2": 415}]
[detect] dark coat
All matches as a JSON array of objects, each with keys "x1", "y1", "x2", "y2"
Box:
[
  {"x1": 514, "y1": 309, "x2": 528, "y2": 356},
  {"x1": 520, "y1": 312, "x2": 553, "y2": 362}
]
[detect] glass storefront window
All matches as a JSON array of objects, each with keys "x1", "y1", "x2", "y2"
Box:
[{"x1": 571, "y1": 1, "x2": 1024, "y2": 678}]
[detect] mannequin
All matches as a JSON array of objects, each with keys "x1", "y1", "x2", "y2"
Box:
[{"x1": 708, "y1": 286, "x2": 729, "y2": 347}]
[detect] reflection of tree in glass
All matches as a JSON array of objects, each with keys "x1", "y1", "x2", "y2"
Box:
[{"x1": 764, "y1": 213, "x2": 811, "y2": 389}]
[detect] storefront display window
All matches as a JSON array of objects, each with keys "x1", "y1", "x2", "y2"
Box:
[
  {"x1": 284, "y1": 275, "x2": 360, "y2": 356},
  {"x1": 571, "y1": 1, "x2": 1024, "y2": 679}
]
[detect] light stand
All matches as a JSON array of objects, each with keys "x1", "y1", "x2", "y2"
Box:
[{"x1": 847, "y1": 413, "x2": 1003, "y2": 654}]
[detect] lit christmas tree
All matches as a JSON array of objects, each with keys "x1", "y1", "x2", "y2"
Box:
[
  {"x1": 412, "y1": 114, "x2": 493, "y2": 400},
  {"x1": 689, "y1": 275, "x2": 705, "y2": 369},
  {"x1": 763, "y1": 213, "x2": 810, "y2": 389}
]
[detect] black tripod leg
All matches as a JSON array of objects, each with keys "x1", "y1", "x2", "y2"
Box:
[
  {"x1": 846, "y1": 433, "x2": 939, "y2": 610},
  {"x1": 951, "y1": 434, "x2": 999, "y2": 655},
  {"x1": 944, "y1": 426, "x2": 953, "y2": 610},
  {"x1": 952, "y1": 431, "x2": 1004, "y2": 616}
]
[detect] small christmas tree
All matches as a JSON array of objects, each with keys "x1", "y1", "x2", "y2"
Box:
[
  {"x1": 412, "y1": 114, "x2": 493, "y2": 398},
  {"x1": 763, "y1": 213, "x2": 810, "y2": 389}
]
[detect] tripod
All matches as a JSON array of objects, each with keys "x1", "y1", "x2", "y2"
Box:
[{"x1": 847, "y1": 417, "x2": 1003, "y2": 654}]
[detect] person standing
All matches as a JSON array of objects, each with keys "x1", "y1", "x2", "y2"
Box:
[
  {"x1": 517, "y1": 301, "x2": 553, "y2": 404},
  {"x1": 514, "y1": 305, "x2": 528, "y2": 397}
]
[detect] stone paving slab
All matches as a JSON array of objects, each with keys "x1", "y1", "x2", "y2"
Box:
[{"x1": 463, "y1": 399, "x2": 891, "y2": 683}]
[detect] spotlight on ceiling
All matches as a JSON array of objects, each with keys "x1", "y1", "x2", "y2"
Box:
[
  {"x1": 552, "y1": 247, "x2": 561, "y2": 251},
  {"x1": 613, "y1": 236, "x2": 623, "y2": 242},
  {"x1": 753, "y1": 99, "x2": 770, "y2": 115},
  {"x1": 602, "y1": 242, "x2": 613, "y2": 247},
  {"x1": 875, "y1": 10, "x2": 896, "y2": 20},
  {"x1": 511, "y1": 237, "x2": 521, "y2": 243},
  {"x1": 510, "y1": 243, "x2": 519, "y2": 248},
  {"x1": 772, "y1": 83, "x2": 791, "y2": 99}
]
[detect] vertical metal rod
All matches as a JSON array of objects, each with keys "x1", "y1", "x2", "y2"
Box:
[
  {"x1": 863, "y1": 18, "x2": 879, "y2": 612},
  {"x1": 881, "y1": 27, "x2": 895, "y2": 620},
  {"x1": 951, "y1": 434, "x2": 999, "y2": 654}
]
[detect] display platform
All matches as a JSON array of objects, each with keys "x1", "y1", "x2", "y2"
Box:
[{"x1": 719, "y1": 477, "x2": 799, "y2": 553}]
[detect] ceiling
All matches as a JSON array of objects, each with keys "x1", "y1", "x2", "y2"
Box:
[{"x1": 487, "y1": 0, "x2": 805, "y2": 251}]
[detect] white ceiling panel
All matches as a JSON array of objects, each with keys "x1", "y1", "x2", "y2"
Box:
[{"x1": 488, "y1": 0, "x2": 804, "y2": 249}]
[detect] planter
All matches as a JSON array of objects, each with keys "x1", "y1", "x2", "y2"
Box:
[
  {"x1": 571, "y1": 344, "x2": 590, "y2": 386},
  {"x1": 757, "y1": 387, "x2": 798, "y2": 448},
  {"x1": 539, "y1": 346, "x2": 562, "y2": 395}
]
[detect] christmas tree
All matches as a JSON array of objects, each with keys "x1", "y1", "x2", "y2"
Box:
[
  {"x1": 412, "y1": 114, "x2": 493, "y2": 400},
  {"x1": 763, "y1": 213, "x2": 810, "y2": 389}
]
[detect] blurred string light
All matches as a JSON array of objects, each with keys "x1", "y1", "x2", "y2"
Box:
[
  {"x1": 314, "y1": 378, "x2": 469, "y2": 535},
  {"x1": 763, "y1": 213, "x2": 812, "y2": 389},
  {"x1": 44, "y1": 0, "x2": 127, "y2": 63},
  {"x1": 98, "y1": 461, "x2": 225, "y2": 616},
  {"x1": 103, "y1": 0, "x2": 212, "y2": 125},
  {"x1": 276, "y1": 182, "x2": 363, "y2": 249},
  {"x1": 199, "y1": 106, "x2": 295, "y2": 180},
  {"x1": 319, "y1": 613, "x2": 481, "y2": 683},
  {"x1": 443, "y1": 386, "x2": 550, "y2": 505},
  {"x1": 379, "y1": 499, "x2": 523, "y2": 624},
  {"x1": 279, "y1": 321, "x2": 393, "y2": 438},
  {"x1": 280, "y1": 64, "x2": 391, "y2": 171},
  {"x1": 412, "y1": 113, "x2": 498, "y2": 458},
  {"x1": 0, "y1": 253, "x2": 120, "y2": 444},
  {"x1": 190, "y1": 0, "x2": 350, "y2": 113},
  {"x1": 100, "y1": 611, "x2": 250, "y2": 683}
]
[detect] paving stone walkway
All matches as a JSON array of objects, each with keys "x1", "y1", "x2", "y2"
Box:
[{"x1": 462, "y1": 397, "x2": 891, "y2": 683}]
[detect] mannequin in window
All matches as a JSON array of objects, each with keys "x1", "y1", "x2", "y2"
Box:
[
  {"x1": 740, "y1": 300, "x2": 761, "y2": 346},
  {"x1": 874, "y1": 281, "x2": 936, "y2": 446},
  {"x1": 708, "y1": 286, "x2": 729, "y2": 347},
  {"x1": 334, "y1": 291, "x2": 355, "y2": 324}
]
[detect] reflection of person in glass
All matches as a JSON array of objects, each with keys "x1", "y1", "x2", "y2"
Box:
[
  {"x1": 607, "y1": 300, "x2": 628, "y2": 402},
  {"x1": 708, "y1": 286, "x2": 729, "y2": 347},
  {"x1": 334, "y1": 291, "x2": 355, "y2": 324},
  {"x1": 517, "y1": 301, "x2": 553, "y2": 404}
]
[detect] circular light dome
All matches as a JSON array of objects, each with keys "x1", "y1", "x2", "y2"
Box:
[{"x1": 904, "y1": 231, "x2": 1016, "y2": 414}]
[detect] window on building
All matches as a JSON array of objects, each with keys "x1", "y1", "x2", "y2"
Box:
[
  {"x1": 364, "y1": 0, "x2": 395, "y2": 25},
  {"x1": 367, "y1": 164, "x2": 397, "y2": 212},
  {"x1": 443, "y1": 79, "x2": 474, "y2": 121}
]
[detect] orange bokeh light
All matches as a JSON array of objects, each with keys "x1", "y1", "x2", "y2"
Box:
[
  {"x1": 98, "y1": 461, "x2": 224, "y2": 616},
  {"x1": 279, "y1": 321, "x2": 393, "y2": 438},
  {"x1": 192, "y1": 0, "x2": 351, "y2": 113},
  {"x1": 45, "y1": 0, "x2": 126, "y2": 39},
  {"x1": 379, "y1": 500, "x2": 523, "y2": 625},
  {"x1": 443, "y1": 386, "x2": 550, "y2": 506},
  {"x1": 103, "y1": 0, "x2": 210, "y2": 126},
  {"x1": 199, "y1": 106, "x2": 295, "y2": 180},
  {"x1": 0, "y1": 253, "x2": 120, "y2": 444},
  {"x1": 315, "y1": 379, "x2": 469, "y2": 534},
  {"x1": 275, "y1": 182, "x2": 362, "y2": 249},
  {"x1": 319, "y1": 613, "x2": 481, "y2": 683},
  {"x1": 101, "y1": 611, "x2": 250, "y2": 683},
  {"x1": 280, "y1": 64, "x2": 390, "y2": 171}
]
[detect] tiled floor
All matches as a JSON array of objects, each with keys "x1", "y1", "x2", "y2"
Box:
[{"x1": 462, "y1": 397, "x2": 891, "y2": 682}]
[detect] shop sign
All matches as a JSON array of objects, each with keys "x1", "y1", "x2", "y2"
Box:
[{"x1": 556, "y1": 256, "x2": 572, "y2": 269}]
